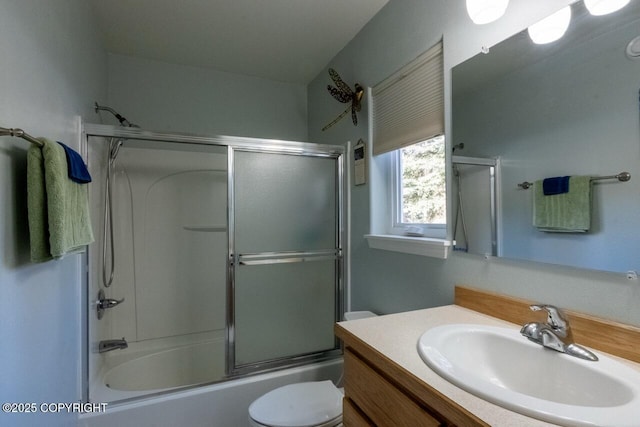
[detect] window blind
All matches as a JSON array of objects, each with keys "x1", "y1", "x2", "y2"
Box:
[{"x1": 372, "y1": 40, "x2": 444, "y2": 155}]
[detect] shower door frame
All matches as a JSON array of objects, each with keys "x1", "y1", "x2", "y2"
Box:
[
  {"x1": 83, "y1": 124, "x2": 346, "y2": 395},
  {"x1": 227, "y1": 145, "x2": 345, "y2": 376},
  {"x1": 451, "y1": 155, "x2": 502, "y2": 257}
]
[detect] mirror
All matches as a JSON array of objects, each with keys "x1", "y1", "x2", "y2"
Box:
[{"x1": 452, "y1": 0, "x2": 640, "y2": 273}]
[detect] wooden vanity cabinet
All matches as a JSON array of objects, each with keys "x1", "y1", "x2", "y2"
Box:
[
  {"x1": 343, "y1": 349, "x2": 440, "y2": 426},
  {"x1": 336, "y1": 286, "x2": 640, "y2": 427},
  {"x1": 337, "y1": 326, "x2": 489, "y2": 427},
  {"x1": 342, "y1": 396, "x2": 374, "y2": 427}
]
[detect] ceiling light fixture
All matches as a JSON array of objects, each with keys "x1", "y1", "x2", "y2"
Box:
[
  {"x1": 584, "y1": 0, "x2": 630, "y2": 16},
  {"x1": 466, "y1": 0, "x2": 509, "y2": 25},
  {"x1": 528, "y1": 6, "x2": 572, "y2": 45},
  {"x1": 626, "y1": 35, "x2": 640, "y2": 59}
]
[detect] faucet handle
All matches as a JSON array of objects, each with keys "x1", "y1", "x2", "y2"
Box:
[
  {"x1": 96, "y1": 289, "x2": 125, "y2": 319},
  {"x1": 529, "y1": 304, "x2": 568, "y2": 331}
]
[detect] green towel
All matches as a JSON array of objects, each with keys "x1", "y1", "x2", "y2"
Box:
[
  {"x1": 27, "y1": 144, "x2": 49, "y2": 262},
  {"x1": 27, "y1": 138, "x2": 94, "y2": 262},
  {"x1": 533, "y1": 176, "x2": 591, "y2": 233}
]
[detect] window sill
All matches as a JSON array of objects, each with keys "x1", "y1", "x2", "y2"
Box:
[{"x1": 364, "y1": 234, "x2": 451, "y2": 259}]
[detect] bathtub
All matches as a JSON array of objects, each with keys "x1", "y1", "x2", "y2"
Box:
[
  {"x1": 80, "y1": 352, "x2": 342, "y2": 427},
  {"x1": 105, "y1": 340, "x2": 226, "y2": 392},
  {"x1": 87, "y1": 336, "x2": 227, "y2": 404}
]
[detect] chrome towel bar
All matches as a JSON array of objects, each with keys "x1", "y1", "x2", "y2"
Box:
[{"x1": 518, "y1": 172, "x2": 631, "y2": 189}]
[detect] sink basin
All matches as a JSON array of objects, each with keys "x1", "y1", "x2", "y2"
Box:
[{"x1": 417, "y1": 324, "x2": 640, "y2": 427}]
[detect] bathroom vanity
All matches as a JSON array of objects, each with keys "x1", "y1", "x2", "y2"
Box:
[
  {"x1": 336, "y1": 286, "x2": 640, "y2": 426},
  {"x1": 341, "y1": 345, "x2": 470, "y2": 426}
]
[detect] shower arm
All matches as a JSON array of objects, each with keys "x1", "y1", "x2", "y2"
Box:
[{"x1": 94, "y1": 102, "x2": 137, "y2": 128}]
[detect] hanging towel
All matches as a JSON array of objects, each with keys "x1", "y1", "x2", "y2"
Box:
[
  {"x1": 533, "y1": 176, "x2": 592, "y2": 233},
  {"x1": 27, "y1": 144, "x2": 49, "y2": 262},
  {"x1": 27, "y1": 138, "x2": 94, "y2": 262},
  {"x1": 57, "y1": 141, "x2": 92, "y2": 183},
  {"x1": 542, "y1": 176, "x2": 569, "y2": 195}
]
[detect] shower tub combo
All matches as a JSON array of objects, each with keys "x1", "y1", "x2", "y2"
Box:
[{"x1": 80, "y1": 125, "x2": 346, "y2": 426}]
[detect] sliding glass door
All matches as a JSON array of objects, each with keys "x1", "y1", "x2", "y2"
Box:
[{"x1": 228, "y1": 147, "x2": 344, "y2": 374}]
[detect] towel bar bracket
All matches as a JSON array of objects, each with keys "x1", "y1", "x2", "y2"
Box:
[
  {"x1": 614, "y1": 172, "x2": 631, "y2": 182},
  {"x1": 0, "y1": 126, "x2": 44, "y2": 147},
  {"x1": 518, "y1": 181, "x2": 533, "y2": 190}
]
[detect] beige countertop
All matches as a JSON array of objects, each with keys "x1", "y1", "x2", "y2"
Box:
[{"x1": 337, "y1": 304, "x2": 640, "y2": 427}]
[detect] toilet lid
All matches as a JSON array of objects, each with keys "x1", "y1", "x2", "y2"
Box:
[{"x1": 249, "y1": 380, "x2": 343, "y2": 427}]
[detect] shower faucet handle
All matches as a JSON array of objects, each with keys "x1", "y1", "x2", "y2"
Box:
[
  {"x1": 96, "y1": 289, "x2": 125, "y2": 319},
  {"x1": 100, "y1": 296, "x2": 125, "y2": 308}
]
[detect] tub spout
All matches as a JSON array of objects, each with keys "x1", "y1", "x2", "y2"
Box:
[{"x1": 99, "y1": 338, "x2": 128, "y2": 353}]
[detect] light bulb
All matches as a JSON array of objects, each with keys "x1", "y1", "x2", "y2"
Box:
[
  {"x1": 528, "y1": 6, "x2": 572, "y2": 45},
  {"x1": 584, "y1": 0, "x2": 630, "y2": 16},
  {"x1": 626, "y1": 35, "x2": 640, "y2": 59},
  {"x1": 466, "y1": 0, "x2": 509, "y2": 25}
]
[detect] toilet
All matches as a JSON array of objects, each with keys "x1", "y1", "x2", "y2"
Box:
[
  {"x1": 248, "y1": 380, "x2": 343, "y2": 427},
  {"x1": 248, "y1": 311, "x2": 377, "y2": 427}
]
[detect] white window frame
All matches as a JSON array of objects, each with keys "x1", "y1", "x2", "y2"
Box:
[
  {"x1": 389, "y1": 139, "x2": 446, "y2": 239},
  {"x1": 364, "y1": 144, "x2": 451, "y2": 258}
]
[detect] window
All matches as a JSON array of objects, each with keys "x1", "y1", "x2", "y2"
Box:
[
  {"x1": 391, "y1": 136, "x2": 446, "y2": 238},
  {"x1": 366, "y1": 39, "x2": 448, "y2": 255}
]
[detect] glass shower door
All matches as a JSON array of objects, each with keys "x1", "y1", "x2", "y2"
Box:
[{"x1": 229, "y1": 148, "x2": 343, "y2": 374}]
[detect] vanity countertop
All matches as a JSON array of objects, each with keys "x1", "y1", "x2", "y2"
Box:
[{"x1": 336, "y1": 304, "x2": 640, "y2": 427}]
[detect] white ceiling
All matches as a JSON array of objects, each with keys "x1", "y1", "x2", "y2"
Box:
[{"x1": 89, "y1": 0, "x2": 389, "y2": 85}]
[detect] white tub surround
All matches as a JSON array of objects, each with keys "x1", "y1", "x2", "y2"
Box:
[{"x1": 335, "y1": 286, "x2": 640, "y2": 426}]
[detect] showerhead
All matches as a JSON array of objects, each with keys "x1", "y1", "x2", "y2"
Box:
[
  {"x1": 109, "y1": 138, "x2": 124, "y2": 162},
  {"x1": 94, "y1": 102, "x2": 138, "y2": 128}
]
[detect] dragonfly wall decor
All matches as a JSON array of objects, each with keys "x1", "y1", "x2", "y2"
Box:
[{"x1": 322, "y1": 68, "x2": 364, "y2": 131}]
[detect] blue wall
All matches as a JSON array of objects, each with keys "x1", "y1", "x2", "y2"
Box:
[
  {"x1": 307, "y1": 0, "x2": 640, "y2": 326},
  {"x1": 0, "y1": 1, "x2": 107, "y2": 426},
  {"x1": 105, "y1": 54, "x2": 309, "y2": 141}
]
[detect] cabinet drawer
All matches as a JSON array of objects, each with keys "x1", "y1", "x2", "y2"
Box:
[
  {"x1": 343, "y1": 397, "x2": 374, "y2": 427},
  {"x1": 344, "y1": 349, "x2": 441, "y2": 427}
]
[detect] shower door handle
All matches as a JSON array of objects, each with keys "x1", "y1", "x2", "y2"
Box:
[
  {"x1": 236, "y1": 250, "x2": 340, "y2": 266},
  {"x1": 238, "y1": 256, "x2": 338, "y2": 266}
]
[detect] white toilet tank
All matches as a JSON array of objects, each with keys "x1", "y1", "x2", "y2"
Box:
[{"x1": 343, "y1": 310, "x2": 377, "y2": 321}]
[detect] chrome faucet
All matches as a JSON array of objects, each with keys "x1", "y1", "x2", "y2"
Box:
[
  {"x1": 99, "y1": 338, "x2": 128, "y2": 353},
  {"x1": 520, "y1": 304, "x2": 598, "y2": 361},
  {"x1": 96, "y1": 289, "x2": 125, "y2": 319}
]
